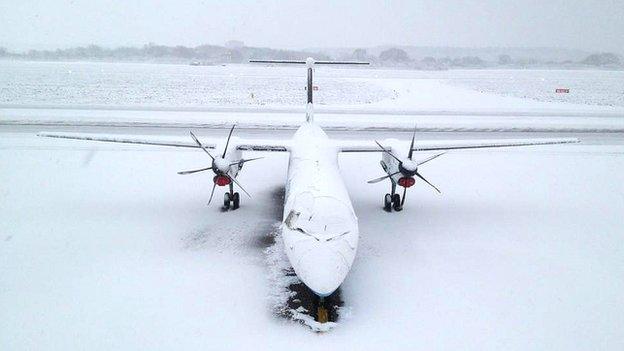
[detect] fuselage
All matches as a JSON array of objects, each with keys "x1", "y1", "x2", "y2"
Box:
[{"x1": 281, "y1": 122, "x2": 359, "y2": 297}]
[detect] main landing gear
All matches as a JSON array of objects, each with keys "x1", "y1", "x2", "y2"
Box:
[
  {"x1": 223, "y1": 183, "x2": 240, "y2": 210},
  {"x1": 384, "y1": 182, "x2": 403, "y2": 212}
]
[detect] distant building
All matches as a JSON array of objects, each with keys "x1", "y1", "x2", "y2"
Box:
[{"x1": 225, "y1": 40, "x2": 244, "y2": 49}]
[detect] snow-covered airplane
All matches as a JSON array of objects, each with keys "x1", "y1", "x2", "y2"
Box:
[{"x1": 38, "y1": 57, "x2": 579, "y2": 322}]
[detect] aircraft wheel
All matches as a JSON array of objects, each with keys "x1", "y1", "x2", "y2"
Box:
[
  {"x1": 392, "y1": 194, "x2": 403, "y2": 211},
  {"x1": 232, "y1": 192, "x2": 240, "y2": 210},
  {"x1": 223, "y1": 193, "x2": 231, "y2": 210},
  {"x1": 384, "y1": 194, "x2": 392, "y2": 211}
]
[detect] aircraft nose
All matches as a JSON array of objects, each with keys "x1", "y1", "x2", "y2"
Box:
[{"x1": 297, "y1": 247, "x2": 349, "y2": 297}]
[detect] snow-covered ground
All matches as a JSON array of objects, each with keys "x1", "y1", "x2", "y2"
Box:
[
  {"x1": 1, "y1": 62, "x2": 624, "y2": 350},
  {"x1": 2, "y1": 61, "x2": 624, "y2": 108},
  {"x1": 447, "y1": 69, "x2": 624, "y2": 108},
  {"x1": 1, "y1": 130, "x2": 623, "y2": 350},
  {"x1": 3, "y1": 64, "x2": 624, "y2": 133}
]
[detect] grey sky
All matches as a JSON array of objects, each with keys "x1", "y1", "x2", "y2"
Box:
[{"x1": 1, "y1": 0, "x2": 623, "y2": 52}]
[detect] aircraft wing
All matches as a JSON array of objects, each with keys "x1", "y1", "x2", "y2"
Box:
[
  {"x1": 338, "y1": 137, "x2": 579, "y2": 152},
  {"x1": 38, "y1": 131, "x2": 290, "y2": 151},
  {"x1": 236, "y1": 144, "x2": 289, "y2": 152},
  {"x1": 37, "y1": 132, "x2": 214, "y2": 149}
]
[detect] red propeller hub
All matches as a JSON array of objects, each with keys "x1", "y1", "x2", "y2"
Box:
[
  {"x1": 213, "y1": 175, "x2": 231, "y2": 186},
  {"x1": 398, "y1": 177, "x2": 416, "y2": 188}
]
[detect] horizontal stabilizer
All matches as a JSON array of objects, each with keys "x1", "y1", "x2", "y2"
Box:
[{"x1": 249, "y1": 60, "x2": 369, "y2": 65}]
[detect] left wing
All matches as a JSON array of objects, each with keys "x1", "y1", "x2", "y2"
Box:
[
  {"x1": 338, "y1": 137, "x2": 579, "y2": 152},
  {"x1": 38, "y1": 131, "x2": 290, "y2": 152},
  {"x1": 236, "y1": 143, "x2": 289, "y2": 152},
  {"x1": 37, "y1": 132, "x2": 214, "y2": 149}
]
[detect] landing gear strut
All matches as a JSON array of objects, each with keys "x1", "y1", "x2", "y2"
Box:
[
  {"x1": 384, "y1": 181, "x2": 402, "y2": 212},
  {"x1": 223, "y1": 183, "x2": 240, "y2": 210}
]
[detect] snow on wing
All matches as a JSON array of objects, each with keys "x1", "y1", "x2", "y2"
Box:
[
  {"x1": 37, "y1": 132, "x2": 291, "y2": 151},
  {"x1": 337, "y1": 137, "x2": 579, "y2": 152},
  {"x1": 37, "y1": 132, "x2": 214, "y2": 149}
]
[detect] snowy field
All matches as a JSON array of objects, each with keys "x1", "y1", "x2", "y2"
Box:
[
  {"x1": 447, "y1": 69, "x2": 624, "y2": 108},
  {"x1": 1, "y1": 62, "x2": 624, "y2": 350},
  {"x1": 1, "y1": 60, "x2": 624, "y2": 108}
]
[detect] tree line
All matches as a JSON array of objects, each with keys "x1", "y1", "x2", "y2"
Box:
[{"x1": 0, "y1": 44, "x2": 621, "y2": 69}]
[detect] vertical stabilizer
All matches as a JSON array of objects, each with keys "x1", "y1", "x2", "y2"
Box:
[
  {"x1": 306, "y1": 57, "x2": 315, "y2": 105},
  {"x1": 306, "y1": 58, "x2": 315, "y2": 122}
]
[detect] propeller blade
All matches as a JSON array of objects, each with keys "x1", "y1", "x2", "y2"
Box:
[
  {"x1": 229, "y1": 175, "x2": 252, "y2": 198},
  {"x1": 222, "y1": 124, "x2": 236, "y2": 158},
  {"x1": 177, "y1": 166, "x2": 213, "y2": 175},
  {"x1": 374, "y1": 140, "x2": 403, "y2": 163},
  {"x1": 367, "y1": 171, "x2": 400, "y2": 184},
  {"x1": 408, "y1": 125, "x2": 417, "y2": 159},
  {"x1": 207, "y1": 182, "x2": 217, "y2": 204},
  {"x1": 228, "y1": 156, "x2": 264, "y2": 167},
  {"x1": 401, "y1": 186, "x2": 407, "y2": 207},
  {"x1": 417, "y1": 152, "x2": 445, "y2": 166},
  {"x1": 189, "y1": 131, "x2": 215, "y2": 160},
  {"x1": 415, "y1": 171, "x2": 441, "y2": 194}
]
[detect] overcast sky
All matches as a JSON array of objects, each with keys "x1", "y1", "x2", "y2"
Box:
[{"x1": 1, "y1": 0, "x2": 622, "y2": 52}]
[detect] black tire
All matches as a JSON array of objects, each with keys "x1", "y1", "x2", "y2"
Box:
[
  {"x1": 223, "y1": 193, "x2": 231, "y2": 209},
  {"x1": 384, "y1": 194, "x2": 392, "y2": 211},
  {"x1": 392, "y1": 194, "x2": 402, "y2": 211},
  {"x1": 232, "y1": 192, "x2": 240, "y2": 210}
]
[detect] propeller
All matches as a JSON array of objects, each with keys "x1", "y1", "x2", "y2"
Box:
[
  {"x1": 368, "y1": 126, "x2": 444, "y2": 204},
  {"x1": 367, "y1": 171, "x2": 400, "y2": 184},
  {"x1": 177, "y1": 166, "x2": 212, "y2": 175},
  {"x1": 178, "y1": 125, "x2": 262, "y2": 204}
]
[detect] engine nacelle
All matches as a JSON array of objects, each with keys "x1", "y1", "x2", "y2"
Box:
[
  {"x1": 398, "y1": 177, "x2": 415, "y2": 188},
  {"x1": 213, "y1": 175, "x2": 231, "y2": 186}
]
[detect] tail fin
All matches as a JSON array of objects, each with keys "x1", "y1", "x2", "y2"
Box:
[{"x1": 250, "y1": 58, "x2": 369, "y2": 122}]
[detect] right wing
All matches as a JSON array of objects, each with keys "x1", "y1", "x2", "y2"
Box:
[
  {"x1": 338, "y1": 137, "x2": 579, "y2": 153},
  {"x1": 410, "y1": 137, "x2": 580, "y2": 152}
]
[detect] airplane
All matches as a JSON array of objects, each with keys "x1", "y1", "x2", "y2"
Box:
[{"x1": 38, "y1": 57, "x2": 579, "y2": 323}]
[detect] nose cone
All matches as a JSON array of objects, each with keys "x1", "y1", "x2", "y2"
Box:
[
  {"x1": 213, "y1": 157, "x2": 230, "y2": 173},
  {"x1": 297, "y1": 247, "x2": 349, "y2": 297},
  {"x1": 401, "y1": 159, "x2": 418, "y2": 173}
]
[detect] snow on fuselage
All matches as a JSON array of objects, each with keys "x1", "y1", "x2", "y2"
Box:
[{"x1": 281, "y1": 122, "x2": 359, "y2": 297}]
